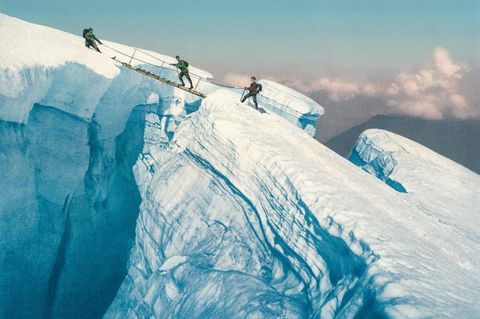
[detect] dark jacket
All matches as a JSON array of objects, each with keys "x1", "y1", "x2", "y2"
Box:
[{"x1": 246, "y1": 82, "x2": 261, "y2": 95}]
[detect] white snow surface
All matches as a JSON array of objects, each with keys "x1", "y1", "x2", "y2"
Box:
[
  {"x1": 351, "y1": 128, "x2": 480, "y2": 244},
  {"x1": 0, "y1": 12, "x2": 478, "y2": 319},
  {"x1": 259, "y1": 79, "x2": 324, "y2": 116},
  {"x1": 0, "y1": 13, "x2": 211, "y2": 124},
  {"x1": 105, "y1": 90, "x2": 480, "y2": 318},
  {"x1": 0, "y1": 12, "x2": 322, "y2": 135},
  {"x1": 0, "y1": 13, "x2": 211, "y2": 85}
]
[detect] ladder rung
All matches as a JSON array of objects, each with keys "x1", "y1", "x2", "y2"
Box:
[{"x1": 114, "y1": 59, "x2": 206, "y2": 98}]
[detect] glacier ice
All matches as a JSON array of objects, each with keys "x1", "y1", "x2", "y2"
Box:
[
  {"x1": 349, "y1": 133, "x2": 407, "y2": 193},
  {"x1": 106, "y1": 91, "x2": 480, "y2": 318},
  {"x1": 350, "y1": 129, "x2": 480, "y2": 243},
  {"x1": 0, "y1": 13, "x2": 323, "y2": 319},
  {"x1": 1, "y1": 12, "x2": 479, "y2": 319}
]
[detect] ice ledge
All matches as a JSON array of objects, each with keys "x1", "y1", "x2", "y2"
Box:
[
  {"x1": 349, "y1": 130, "x2": 408, "y2": 193},
  {"x1": 258, "y1": 80, "x2": 324, "y2": 136}
]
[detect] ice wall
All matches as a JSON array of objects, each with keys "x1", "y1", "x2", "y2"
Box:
[
  {"x1": 0, "y1": 12, "x2": 326, "y2": 317},
  {"x1": 258, "y1": 80, "x2": 324, "y2": 136},
  {"x1": 349, "y1": 133, "x2": 407, "y2": 192},
  {"x1": 106, "y1": 91, "x2": 480, "y2": 318},
  {"x1": 2, "y1": 12, "x2": 478, "y2": 319},
  {"x1": 105, "y1": 91, "x2": 382, "y2": 318},
  {"x1": 0, "y1": 13, "x2": 202, "y2": 318}
]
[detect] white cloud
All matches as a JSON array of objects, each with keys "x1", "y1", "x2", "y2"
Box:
[
  {"x1": 433, "y1": 47, "x2": 462, "y2": 78},
  {"x1": 291, "y1": 47, "x2": 478, "y2": 120},
  {"x1": 386, "y1": 47, "x2": 474, "y2": 119},
  {"x1": 223, "y1": 73, "x2": 252, "y2": 87},
  {"x1": 287, "y1": 78, "x2": 374, "y2": 102}
]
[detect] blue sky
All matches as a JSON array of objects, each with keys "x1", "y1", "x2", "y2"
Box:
[{"x1": 1, "y1": 0, "x2": 479, "y2": 80}]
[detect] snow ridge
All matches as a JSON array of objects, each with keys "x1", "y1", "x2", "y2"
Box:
[
  {"x1": 105, "y1": 91, "x2": 386, "y2": 318},
  {"x1": 1, "y1": 12, "x2": 479, "y2": 319},
  {"x1": 351, "y1": 129, "x2": 480, "y2": 244},
  {"x1": 106, "y1": 91, "x2": 480, "y2": 318}
]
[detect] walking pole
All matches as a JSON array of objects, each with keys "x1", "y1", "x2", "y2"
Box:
[
  {"x1": 193, "y1": 77, "x2": 201, "y2": 92},
  {"x1": 128, "y1": 48, "x2": 137, "y2": 65},
  {"x1": 240, "y1": 88, "x2": 246, "y2": 101}
]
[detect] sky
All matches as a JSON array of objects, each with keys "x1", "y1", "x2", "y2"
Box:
[
  {"x1": 1, "y1": 0, "x2": 478, "y2": 79},
  {"x1": 1, "y1": 0, "x2": 479, "y2": 137}
]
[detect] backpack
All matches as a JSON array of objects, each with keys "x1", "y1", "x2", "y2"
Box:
[
  {"x1": 82, "y1": 28, "x2": 90, "y2": 38},
  {"x1": 256, "y1": 83, "x2": 263, "y2": 93}
]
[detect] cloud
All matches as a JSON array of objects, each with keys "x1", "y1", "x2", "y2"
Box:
[
  {"x1": 287, "y1": 78, "x2": 374, "y2": 102},
  {"x1": 386, "y1": 47, "x2": 476, "y2": 119},
  {"x1": 289, "y1": 47, "x2": 478, "y2": 120},
  {"x1": 223, "y1": 73, "x2": 252, "y2": 87},
  {"x1": 223, "y1": 73, "x2": 278, "y2": 88},
  {"x1": 433, "y1": 47, "x2": 462, "y2": 77}
]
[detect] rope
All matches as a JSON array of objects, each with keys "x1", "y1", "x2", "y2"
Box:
[
  {"x1": 135, "y1": 48, "x2": 204, "y2": 81},
  {"x1": 101, "y1": 44, "x2": 316, "y2": 116},
  {"x1": 103, "y1": 43, "x2": 208, "y2": 82},
  {"x1": 210, "y1": 82, "x2": 240, "y2": 89},
  {"x1": 102, "y1": 44, "x2": 243, "y2": 90},
  {"x1": 103, "y1": 44, "x2": 173, "y2": 70},
  {"x1": 102, "y1": 43, "x2": 134, "y2": 59}
]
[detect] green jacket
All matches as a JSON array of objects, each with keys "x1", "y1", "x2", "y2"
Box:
[
  {"x1": 85, "y1": 31, "x2": 102, "y2": 45},
  {"x1": 173, "y1": 59, "x2": 189, "y2": 72}
]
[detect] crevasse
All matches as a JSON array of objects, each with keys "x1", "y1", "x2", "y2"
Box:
[
  {"x1": 1, "y1": 13, "x2": 480, "y2": 319},
  {"x1": 105, "y1": 91, "x2": 386, "y2": 319},
  {"x1": 0, "y1": 13, "x2": 324, "y2": 318},
  {"x1": 105, "y1": 91, "x2": 480, "y2": 319}
]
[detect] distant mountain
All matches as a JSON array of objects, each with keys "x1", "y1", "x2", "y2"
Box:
[{"x1": 326, "y1": 114, "x2": 480, "y2": 174}]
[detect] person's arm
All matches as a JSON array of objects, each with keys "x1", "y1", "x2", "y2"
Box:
[{"x1": 93, "y1": 34, "x2": 103, "y2": 45}]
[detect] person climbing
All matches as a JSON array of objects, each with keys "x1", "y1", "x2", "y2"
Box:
[
  {"x1": 241, "y1": 76, "x2": 262, "y2": 110},
  {"x1": 83, "y1": 28, "x2": 103, "y2": 53},
  {"x1": 171, "y1": 56, "x2": 193, "y2": 89}
]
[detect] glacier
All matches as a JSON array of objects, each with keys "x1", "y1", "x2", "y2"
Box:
[
  {"x1": 104, "y1": 90, "x2": 480, "y2": 318},
  {"x1": 1, "y1": 12, "x2": 479, "y2": 319},
  {"x1": 350, "y1": 129, "x2": 480, "y2": 243}
]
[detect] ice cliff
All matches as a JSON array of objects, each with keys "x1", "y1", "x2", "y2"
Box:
[
  {"x1": 350, "y1": 129, "x2": 480, "y2": 243},
  {"x1": 103, "y1": 90, "x2": 480, "y2": 318},
  {"x1": 1, "y1": 12, "x2": 479, "y2": 319}
]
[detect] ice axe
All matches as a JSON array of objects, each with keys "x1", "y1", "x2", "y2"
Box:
[{"x1": 240, "y1": 88, "x2": 246, "y2": 101}]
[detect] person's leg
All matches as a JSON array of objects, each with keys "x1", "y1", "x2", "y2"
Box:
[
  {"x1": 252, "y1": 94, "x2": 258, "y2": 109},
  {"x1": 185, "y1": 72, "x2": 193, "y2": 89},
  {"x1": 241, "y1": 93, "x2": 252, "y2": 103},
  {"x1": 179, "y1": 72, "x2": 186, "y2": 86},
  {"x1": 89, "y1": 40, "x2": 101, "y2": 53}
]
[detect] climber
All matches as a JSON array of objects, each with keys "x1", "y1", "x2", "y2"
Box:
[
  {"x1": 241, "y1": 76, "x2": 262, "y2": 110},
  {"x1": 171, "y1": 56, "x2": 193, "y2": 89},
  {"x1": 83, "y1": 28, "x2": 103, "y2": 53}
]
